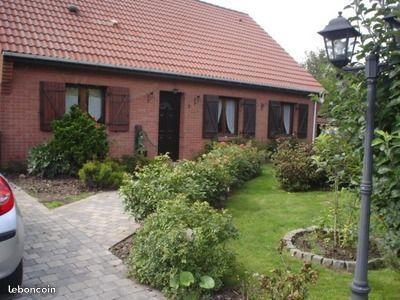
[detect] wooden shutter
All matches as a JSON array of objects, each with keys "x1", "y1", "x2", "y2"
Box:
[
  {"x1": 297, "y1": 104, "x2": 309, "y2": 139},
  {"x1": 243, "y1": 99, "x2": 256, "y2": 137},
  {"x1": 203, "y1": 95, "x2": 219, "y2": 138},
  {"x1": 40, "y1": 82, "x2": 66, "y2": 131},
  {"x1": 107, "y1": 86, "x2": 130, "y2": 132},
  {"x1": 268, "y1": 101, "x2": 282, "y2": 138}
]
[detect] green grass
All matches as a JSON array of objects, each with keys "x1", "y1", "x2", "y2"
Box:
[{"x1": 227, "y1": 165, "x2": 400, "y2": 300}]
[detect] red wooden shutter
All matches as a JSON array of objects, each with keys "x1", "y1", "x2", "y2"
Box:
[
  {"x1": 40, "y1": 82, "x2": 66, "y2": 131},
  {"x1": 107, "y1": 86, "x2": 130, "y2": 132},
  {"x1": 203, "y1": 95, "x2": 219, "y2": 138},
  {"x1": 297, "y1": 104, "x2": 309, "y2": 139},
  {"x1": 243, "y1": 99, "x2": 256, "y2": 138}
]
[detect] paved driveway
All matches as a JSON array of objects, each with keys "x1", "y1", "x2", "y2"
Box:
[{"x1": 5, "y1": 186, "x2": 164, "y2": 300}]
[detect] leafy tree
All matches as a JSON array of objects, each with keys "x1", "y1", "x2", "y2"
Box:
[{"x1": 321, "y1": 0, "x2": 400, "y2": 260}]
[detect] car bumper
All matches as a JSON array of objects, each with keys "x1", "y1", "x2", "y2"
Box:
[{"x1": 0, "y1": 205, "x2": 24, "y2": 279}]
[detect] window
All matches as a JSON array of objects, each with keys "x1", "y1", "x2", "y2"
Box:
[
  {"x1": 297, "y1": 104, "x2": 309, "y2": 139},
  {"x1": 65, "y1": 85, "x2": 105, "y2": 122},
  {"x1": 268, "y1": 101, "x2": 294, "y2": 138},
  {"x1": 217, "y1": 98, "x2": 238, "y2": 135}
]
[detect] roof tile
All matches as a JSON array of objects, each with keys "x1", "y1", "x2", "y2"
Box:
[{"x1": 1, "y1": 0, "x2": 322, "y2": 92}]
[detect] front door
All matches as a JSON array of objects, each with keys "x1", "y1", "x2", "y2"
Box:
[{"x1": 158, "y1": 91, "x2": 181, "y2": 160}]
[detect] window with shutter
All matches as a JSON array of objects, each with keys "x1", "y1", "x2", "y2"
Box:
[
  {"x1": 297, "y1": 104, "x2": 309, "y2": 139},
  {"x1": 40, "y1": 82, "x2": 66, "y2": 131},
  {"x1": 203, "y1": 95, "x2": 219, "y2": 138},
  {"x1": 243, "y1": 99, "x2": 256, "y2": 137},
  {"x1": 268, "y1": 101, "x2": 294, "y2": 138},
  {"x1": 107, "y1": 86, "x2": 130, "y2": 132}
]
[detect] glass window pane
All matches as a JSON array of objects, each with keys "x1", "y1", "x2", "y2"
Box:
[
  {"x1": 225, "y1": 99, "x2": 236, "y2": 134},
  {"x1": 65, "y1": 87, "x2": 79, "y2": 112},
  {"x1": 283, "y1": 104, "x2": 292, "y2": 134},
  {"x1": 333, "y1": 38, "x2": 347, "y2": 60},
  {"x1": 88, "y1": 88, "x2": 103, "y2": 121}
]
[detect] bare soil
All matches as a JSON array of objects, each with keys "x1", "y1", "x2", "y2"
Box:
[
  {"x1": 8, "y1": 174, "x2": 95, "y2": 208},
  {"x1": 294, "y1": 230, "x2": 381, "y2": 261}
]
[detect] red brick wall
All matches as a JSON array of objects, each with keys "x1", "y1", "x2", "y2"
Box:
[{"x1": 0, "y1": 60, "x2": 316, "y2": 165}]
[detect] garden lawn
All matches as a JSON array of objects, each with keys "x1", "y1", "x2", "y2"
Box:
[{"x1": 227, "y1": 165, "x2": 400, "y2": 300}]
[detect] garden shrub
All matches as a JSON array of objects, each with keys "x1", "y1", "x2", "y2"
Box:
[
  {"x1": 78, "y1": 160, "x2": 125, "y2": 190},
  {"x1": 119, "y1": 154, "x2": 152, "y2": 174},
  {"x1": 240, "y1": 263, "x2": 318, "y2": 300},
  {"x1": 27, "y1": 105, "x2": 108, "y2": 178},
  {"x1": 128, "y1": 198, "x2": 238, "y2": 299},
  {"x1": 120, "y1": 155, "x2": 203, "y2": 222},
  {"x1": 313, "y1": 132, "x2": 361, "y2": 188},
  {"x1": 27, "y1": 143, "x2": 71, "y2": 178},
  {"x1": 271, "y1": 137, "x2": 324, "y2": 191},
  {"x1": 121, "y1": 144, "x2": 265, "y2": 221}
]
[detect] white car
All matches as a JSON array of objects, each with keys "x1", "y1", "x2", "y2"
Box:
[{"x1": 0, "y1": 174, "x2": 24, "y2": 293}]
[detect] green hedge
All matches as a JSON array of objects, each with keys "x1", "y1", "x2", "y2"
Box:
[
  {"x1": 128, "y1": 198, "x2": 238, "y2": 299},
  {"x1": 120, "y1": 143, "x2": 266, "y2": 222}
]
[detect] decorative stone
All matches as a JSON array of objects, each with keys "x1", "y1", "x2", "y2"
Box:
[
  {"x1": 294, "y1": 250, "x2": 304, "y2": 259},
  {"x1": 346, "y1": 261, "x2": 356, "y2": 273},
  {"x1": 311, "y1": 255, "x2": 323, "y2": 264},
  {"x1": 368, "y1": 258, "x2": 384, "y2": 270},
  {"x1": 285, "y1": 241, "x2": 295, "y2": 249},
  {"x1": 282, "y1": 228, "x2": 383, "y2": 273},
  {"x1": 322, "y1": 258, "x2": 333, "y2": 267},
  {"x1": 302, "y1": 252, "x2": 313, "y2": 262},
  {"x1": 332, "y1": 260, "x2": 346, "y2": 270},
  {"x1": 289, "y1": 248, "x2": 298, "y2": 257}
]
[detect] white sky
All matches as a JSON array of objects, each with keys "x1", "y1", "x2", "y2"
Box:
[{"x1": 202, "y1": 0, "x2": 351, "y2": 63}]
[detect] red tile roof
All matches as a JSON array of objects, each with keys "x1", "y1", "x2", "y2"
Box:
[{"x1": 0, "y1": 0, "x2": 322, "y2": 93}]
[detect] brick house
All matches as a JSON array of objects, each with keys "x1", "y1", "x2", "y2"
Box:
[{"x1": 0, "y1": 0, "x2": 322, "y2": 164}]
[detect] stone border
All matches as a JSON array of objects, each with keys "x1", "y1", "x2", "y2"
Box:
[{"x1": 282, "y1": 226, "x2": 384, "y2": 273}]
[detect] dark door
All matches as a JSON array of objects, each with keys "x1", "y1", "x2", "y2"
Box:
[{"x1": 158, "y1": 91, "x2": 181, "y2": 160}]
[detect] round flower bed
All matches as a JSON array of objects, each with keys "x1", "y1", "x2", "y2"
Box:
[{"x1": 282, "y1": 226, "x2": 384, "y2": 273}]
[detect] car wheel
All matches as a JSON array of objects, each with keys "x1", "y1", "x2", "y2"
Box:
[{"x1": 0, "y1": 260, "x2": 23, "y2": 293}]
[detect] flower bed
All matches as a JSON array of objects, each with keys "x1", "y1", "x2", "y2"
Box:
[{"x1": 282, "y1": 227, "x2": 384, "y2": 272}]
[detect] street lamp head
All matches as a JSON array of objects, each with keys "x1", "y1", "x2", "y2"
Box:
[{"x1": 319, "y1": 12, "x2": 361, "y2": 68}]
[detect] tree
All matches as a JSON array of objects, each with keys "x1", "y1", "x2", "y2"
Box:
[{"x1": 321, "y1": 0, "x2": 400, "y2": 260}]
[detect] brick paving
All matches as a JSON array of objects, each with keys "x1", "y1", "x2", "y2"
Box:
[{"x1": 5, "y1": 186, "x2": 164, "y2": 300}]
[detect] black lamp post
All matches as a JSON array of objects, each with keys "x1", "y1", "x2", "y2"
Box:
[{"x1": 319, "y1": 9, "x2": 400, "y2": 300}]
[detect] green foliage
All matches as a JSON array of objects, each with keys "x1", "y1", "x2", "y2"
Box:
[
  {"x1": 27, "y1": 143, "x2": 71, "y2": 178},
  {"x1": 78, "y1": 160, "x2": 125, "y2": 190},
  {"x1": 313, "y1": 133, "x2": 361, "y2": 188},
  {"x1": 120, "y1": 155, "x2": 203, "y2": 222},
  {"x1": 119, "y1": 154, "x2": 152, "y2": 174},
  {"x1": 121, "y1": 144, "x2": 265, "y2": 221},
  {"x1": 271, "y1": 137, "x2": 324, "y2": 191},
  {"x1": 318, "y1": 0, "x2": 400, "y2": 263},
  {"x1": 128, "y1": 198, "x2": 238, "y2": 299},
  {"x1": 27, "y1": 106, "x2": 108, "y2": 178},
  {"x1": 240, "y1": 263, "x2": 318, "y2": 300},
  {"x1": 317, "y1": 189, "x2": 360, "y2": 248}
]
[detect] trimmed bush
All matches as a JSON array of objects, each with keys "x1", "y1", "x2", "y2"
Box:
[
  {"x1": 27, "y1": 105, "x2": 108, "y2": 178},
  {"x1": 119, "y1": 154, "x2": 152, "y2": 174},
  {"x1": 271, "y1": 137, "x2": 323, "y2": 191},
  {"x1": 27, "y1": 143, "x2": 71, "y2": 178},
  {"x1": 120, "y1": 156, "x2": 204, "y2": 222},
  {"x1": 78, "y1": 160, "x2": 125, "y2": 190},
  {"x1": 128, "y1": 198, "x2": 238, "y2": 298},
  {"x1": 120, "y1": 143, "x2": 266, "y2": 221}
]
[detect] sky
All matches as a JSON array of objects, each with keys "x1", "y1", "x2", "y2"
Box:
[{"x1": 202, "y1": 0, "x2": 351, "y2": 63}]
